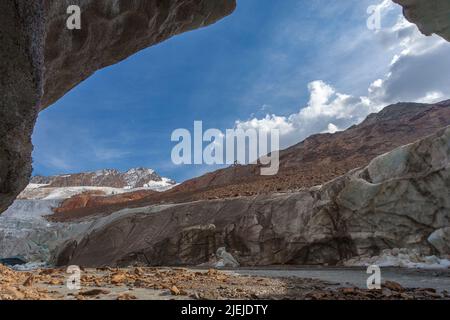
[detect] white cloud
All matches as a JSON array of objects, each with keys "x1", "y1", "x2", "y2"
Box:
[
  {"x1": 235, "y1": 9, "x2": 450, "y2": 149},
  {"x1": 236, "y1": 80, "x2": 376, "y2": 148},
  {"x1": 326, "y1": 123, "x2": 340, "y2": 134}
]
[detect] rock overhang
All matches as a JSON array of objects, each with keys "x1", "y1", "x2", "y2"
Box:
[
  {"x1": 0, "y1": 0, "x2": 236, "y2": 214},
  {"x1": 393, "y1": 0, "x2": 450, "y2": 41}
]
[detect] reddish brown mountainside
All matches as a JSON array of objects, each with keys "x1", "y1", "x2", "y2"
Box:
[
  {"x1": 50, "y1": 100, "x2": 450, "y2": 222},
  {"x1": 173, "y1": 100, "x2": 450, "y2": 197}
]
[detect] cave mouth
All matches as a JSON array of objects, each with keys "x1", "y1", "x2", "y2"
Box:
[
  {"x1": 1, "y1": 1, "x2": 450, "y2": 298},
  {"x1": 0, "y1": 0, "x2": 237, "y2": 214}
]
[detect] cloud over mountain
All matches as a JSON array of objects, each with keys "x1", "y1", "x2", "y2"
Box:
[{"x1": 236, "y1": 3, "x2": 450, "y2": 149}]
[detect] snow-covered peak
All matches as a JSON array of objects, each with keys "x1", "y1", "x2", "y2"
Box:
[
  {"x1": 123, "y1": 167, "x2": 159, "y2": 189},
  {"x1": 30, "y1": 167, "x2": 176, "y2": 191},
  {"x1": 126, "y1": 167, "x2": 155, "y2": 175},
  {"x1": 94, "y1": 169, "x2": 120, "y2": 177},
  {"x1": 143, "y1": 177, "x2": 178, "y2": 192}
]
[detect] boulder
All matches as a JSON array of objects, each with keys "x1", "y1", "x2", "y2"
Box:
[
  {"x1": 428, "y1": 228, "x2": 450, "y2": 256},
  {"x1": 215, "y1": 247, "x2": 240, "y2": 268}
]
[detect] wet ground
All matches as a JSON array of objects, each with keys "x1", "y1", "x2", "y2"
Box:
[
  {"x1": 1, "y1": 264, "x2": 449, "y2": 300},
  {"x1": 232, "y1": 266, "x2": 450, "y2": 292}
]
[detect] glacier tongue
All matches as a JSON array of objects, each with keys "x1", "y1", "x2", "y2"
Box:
[
  {"x1": 0, "y1": 199, "x2": 90, "y2": 264},
  {"x1": 2, "y1": 199, "x2": 61, "y2": 218}
]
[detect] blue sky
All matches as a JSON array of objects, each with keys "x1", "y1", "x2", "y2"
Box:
[{"x1": 32, "y1": 0, "x2": 450, "y2": 182}]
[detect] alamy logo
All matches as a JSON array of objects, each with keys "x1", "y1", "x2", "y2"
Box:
[
  {"x1": 67, "y1": 5, "x2": 81, "y2": 30},
  {"x1": 66, "y1": 265, "x2": 81, "y2": 290},
  {"x1": 171, "y1": 121, "x2": 280, "y2": 176},
  {"x1": 367, "y1": 5, "x2": 382, "y2": 31},
  {"x1": 366, "y1": 265, "x2": 381, "y2": 290}
]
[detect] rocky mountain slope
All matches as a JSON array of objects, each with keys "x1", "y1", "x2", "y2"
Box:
[
  {"x1": 173, "y1": 101, "x2": 450, "y2": 197},
  {"x1": 55, "y1": 125, "x2": 450, "y2": 267},
  {"x1": 49, "y1": 100, "x2": 450, "y2": 220},
  {"x1": 31, "y1": 168, "x2": 176, "y2": 190}
]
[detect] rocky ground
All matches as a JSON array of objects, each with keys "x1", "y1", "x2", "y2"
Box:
[{"x1": 1, "y1": 264, "x2": 449, "y2": 300}]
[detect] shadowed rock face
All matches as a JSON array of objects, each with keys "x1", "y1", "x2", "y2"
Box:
[
  {"x1": 393, "y1": 0, "x2": 450, "y2": 41},
  {"x1": 0, "y1": 0, "x2": 236, "y2": 214},
  {"x1": 0, "y1": 1, "x2": 44, "y2": 214},
  {"x1": 56, "y1": 126, "x2": 450, "y2": 267}
]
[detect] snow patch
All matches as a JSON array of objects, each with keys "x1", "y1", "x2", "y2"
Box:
[
  {"x1": 143, "y1": 177, "x2": 177, "y2": 192},
  {"x1": 42, "y1": 187, "x2": 125, "y2": 200},
  {"x1": 19, "y1": 185, "x2": 128, "y2": 200},
  {"x1": 26, "y1": 184, "x2": 50, "y2": 189},
  {"x1": 12, "y1": 262, "x2": 49, "y2": 271}
]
